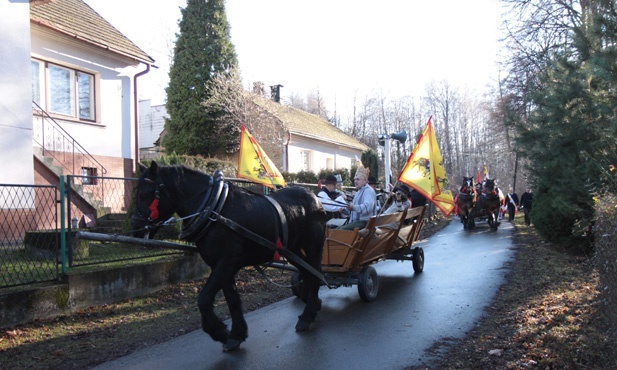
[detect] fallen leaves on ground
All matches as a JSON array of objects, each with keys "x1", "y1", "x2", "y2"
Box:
[{"x1": 407, "y1": 217, "x2": 613, "y2": 370}]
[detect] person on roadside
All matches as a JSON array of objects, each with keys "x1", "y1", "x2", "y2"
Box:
[
  {"x1": 506, "y1": 189, "x2": 519, "y2": 222},
  {"x1": 519, "y1": 187, "x2": 533, "y2": 226},
  {"x1": 339, "y1": 167, "x2": 376, "y2": 230},
  {"x1": 317, "y1": 174, "x2": 347, "y2": 220}
]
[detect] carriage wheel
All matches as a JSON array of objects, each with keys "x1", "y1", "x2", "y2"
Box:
[
  {"x1": 412, "y1": 247, "x2": 424, "y2": 273},
  {"x1": 358, "y1": 266, "x2": 379, "y2": 302},
  {"x1": 291, "y1": 271, "x2": 305, "y2": 301}
]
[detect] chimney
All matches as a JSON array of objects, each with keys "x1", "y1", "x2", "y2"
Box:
[
  {"x1": 270, "y1": 84, "x2": 283, "y2": 103},
  {"x1": 253, "y1": 81, "x2": 265, "y2": 96}
]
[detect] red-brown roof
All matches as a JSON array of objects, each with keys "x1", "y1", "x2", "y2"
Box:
[{"x1": 30, "y1": 0, "x2": 155, "y2": 65}]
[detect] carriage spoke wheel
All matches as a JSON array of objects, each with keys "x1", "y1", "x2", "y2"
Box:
[
  {"x1": 357, "y1": 266, "x2": 379, "y2": 302},
  {"x1": 412, "y1": 247, "x2": 424, "y2": 273}
]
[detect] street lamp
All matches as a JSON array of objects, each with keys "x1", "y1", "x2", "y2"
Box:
[{"x1": 378, "y1": 130, "x2": 407, "y2": 190}]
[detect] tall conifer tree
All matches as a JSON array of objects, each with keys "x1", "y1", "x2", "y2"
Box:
[{"x1": 163, "y1": 0, "x2": 238, "y2": 156}]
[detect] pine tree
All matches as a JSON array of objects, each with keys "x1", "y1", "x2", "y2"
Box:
[
  {"x1": 163, "y1": 0, "x2": 238, "y2": 156},
  {"x1": 516, "y1": 2, "x2": 617, "y2": 246}
]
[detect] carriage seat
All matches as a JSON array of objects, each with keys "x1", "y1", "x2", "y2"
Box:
[
  {"x1": 394, "y1": 206, "x2": 427, "y2": 249},
  {"x1": 321, "y1": 212, "x2": 405, "y2": 271}
]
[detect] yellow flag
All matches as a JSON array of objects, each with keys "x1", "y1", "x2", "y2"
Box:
[
  {"x1": 398, "y1": 117, "x2": 454, "y2": 216},
  {"x1": 237, "y1": 125, "x2": 286, "y2": 188}
]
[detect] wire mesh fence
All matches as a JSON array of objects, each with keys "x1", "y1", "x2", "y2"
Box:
[
  {"x1": 65, "y1": 175, "x2": 189, "y2": 268},
  {"x1": 0, "y1": 184, "x2": 59, "y2": 288},
  {"x1": 64, "y1": 176, "x2": 274, "y2": 269}
]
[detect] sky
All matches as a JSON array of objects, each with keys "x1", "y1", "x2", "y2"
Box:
[{"x1": 84, "y1": 0, "x2": 503, "y2": 120}]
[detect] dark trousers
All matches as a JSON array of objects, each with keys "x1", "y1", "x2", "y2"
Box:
[
  {"x1": 523, "y1": 208, "x2": 531, "y2": 226},
  {"x1": 338, "y1": 220, "x2": 368, "y2": 230},
  {"x1": 507, "y1": 207, "x2": 516, "y2": 221}
]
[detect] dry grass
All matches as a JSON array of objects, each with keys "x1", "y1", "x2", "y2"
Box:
[{"x1": 0, "y1": 268, "x2": 293, "y2": 369}]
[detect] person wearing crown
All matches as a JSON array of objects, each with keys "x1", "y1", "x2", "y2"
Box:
[{"x1": 339, "y1": 166, "x2": 376, "y2": 230}]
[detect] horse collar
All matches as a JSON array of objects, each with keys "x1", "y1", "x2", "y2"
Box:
[{"x1": 179, "y1": 179, "x2": 228, "y2": 242}]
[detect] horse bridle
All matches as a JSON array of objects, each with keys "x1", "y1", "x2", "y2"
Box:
[
  {"x1": 461, "y1": 178, "x2": 473, "y2": 194},
  {"x1": 132, "y1": 177, "x2": 168, "y2": 227}
]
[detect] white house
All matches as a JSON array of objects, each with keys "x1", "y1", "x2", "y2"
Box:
[
  {"x1": 255, "y1": 97, "x2": 369, "y2": 174},
  {"x1": 1, "y1": 0, "x2": 155, "y2": 186},
  {"x1": 137, "y1": 93, "x2": 370, "y2": 175}
]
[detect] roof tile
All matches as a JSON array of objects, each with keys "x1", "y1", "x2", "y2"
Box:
[{"x1": 30, "y1": 0, "x2": 154, "y2": 65}]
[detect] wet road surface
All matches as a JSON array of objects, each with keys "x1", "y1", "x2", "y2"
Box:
[{"x1": 94, "y1": 218, "x2": 516, "y2": 370}]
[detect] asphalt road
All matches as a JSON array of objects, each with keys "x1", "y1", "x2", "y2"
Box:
[{"x1": 94, "y1": 218, "x2": 516, "y2": 370}]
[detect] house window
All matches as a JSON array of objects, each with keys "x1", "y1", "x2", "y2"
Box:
[
  {"x1": 81, "y1": 167, "x2": 98, "y2": 185},
  {"x1": 31, "y1": 59, "x2": 96, "y2": 121},
  {"x1": 326, "y1": 158, "x2": 334, "y2": 170},
  {"x1": 300, "y1": 150, "x2": 311, "y2": 172}
]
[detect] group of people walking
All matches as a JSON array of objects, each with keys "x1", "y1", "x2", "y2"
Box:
[{"x1": 506, "y1": 187, "x2": 534, "y2": 226}]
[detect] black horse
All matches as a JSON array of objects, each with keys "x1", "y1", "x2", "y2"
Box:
[
  {"x1": 476, "y1": 178, "x2": 503, "y2": 230},
  {"x1": 132, "y1": 162, "x2": 327, "y2": 351},
  {"x1": 456, "y1": 176, "x2": 476, "y2": 230}
]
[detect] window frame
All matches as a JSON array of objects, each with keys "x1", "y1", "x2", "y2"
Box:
[
  {"x1": 299, "y1": 150, "x2": 312, "y2": 172},
  {"x1": 31, "y1": 58, "x2": 97, "y2": 123},
  {"x1": 81, "y1": 167, "x2": 98, "y2": 185}
]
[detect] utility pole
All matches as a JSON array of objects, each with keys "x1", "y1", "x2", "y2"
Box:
[{"x1": 512, "y1": 150, "x2": 519, "y2": 194}]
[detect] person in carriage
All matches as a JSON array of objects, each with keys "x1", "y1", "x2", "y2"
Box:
[
  {"x1": 339, "y1": 167, "x2": 376, "y2": 230},
  {"x1": 368, "y1": 176, "x2": 385, "y2": 215},
  {"x1": 317, "y1": 174, "x2": 348, "y2": 220},
  {"x1": 382, "y1": 184, "x2": 412, "y2": 215}
]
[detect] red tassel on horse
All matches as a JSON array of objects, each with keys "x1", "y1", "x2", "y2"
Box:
[
  {"x1": 273, "y1": 238, "x2": 284, "y2": 262},
  {"x1": 149, "y1": 198, "x2": 159, "y2": 220}
]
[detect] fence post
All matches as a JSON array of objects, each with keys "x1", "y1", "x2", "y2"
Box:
[{"x1": 59, "y1": 176, "x2": 67, "y2": 273}]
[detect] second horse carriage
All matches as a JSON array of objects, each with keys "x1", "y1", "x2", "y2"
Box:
[{"x1": 455, "y1": 176, "x2": 504, "y2": 231}]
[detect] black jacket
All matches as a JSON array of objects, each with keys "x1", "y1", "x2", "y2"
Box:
[
  {"x1": 520, "y1": 192, "x2": 533, "y2": 210},
  {"x1": 506, "y1": 193, "x2": 519, "y2": 210}
]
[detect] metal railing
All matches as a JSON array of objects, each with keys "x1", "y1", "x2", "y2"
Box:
[{"x1": 32, "y1": 101, "x2": 107, "y2": 178}]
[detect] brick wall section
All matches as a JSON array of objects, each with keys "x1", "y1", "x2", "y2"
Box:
[{"x1": 34, "y1": 154, "x2": 136, "y2": 223}]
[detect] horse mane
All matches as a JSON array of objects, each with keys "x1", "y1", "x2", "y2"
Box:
[
  {"x1": 161, "y1": 164, "x2": 205, "y2": 180},
  {"x1": 156, "y1": 164, "x2": 213, "y2": 198}
]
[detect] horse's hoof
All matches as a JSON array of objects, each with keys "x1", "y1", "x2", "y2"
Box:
[
  {"x1": 222, "y1": 338, "x2": 243, "y2": 352},
  {"x1": 207, "y1": 326, "x2": 230, "y2": 344},
  {"x1": 295, "y1": 318, "x2": 312, "y2": 332}
]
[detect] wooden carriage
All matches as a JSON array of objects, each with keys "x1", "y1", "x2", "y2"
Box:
[{"x1": 292, "y1": 206, "x2": 427, "y2": 302}]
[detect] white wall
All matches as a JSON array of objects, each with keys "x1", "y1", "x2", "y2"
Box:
[
  {"x1": 0, "y1": 1, "x2": 34, "y2": 185},
  {"x1": 30, "y1": 29, "x2": 145, "y2": 161},
  {"x1": 287, "y1": 135, "x2": 362, "y2": 174},
  {"x1": 138, "y1": 100, "x2": 167, "y2": 149}
]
